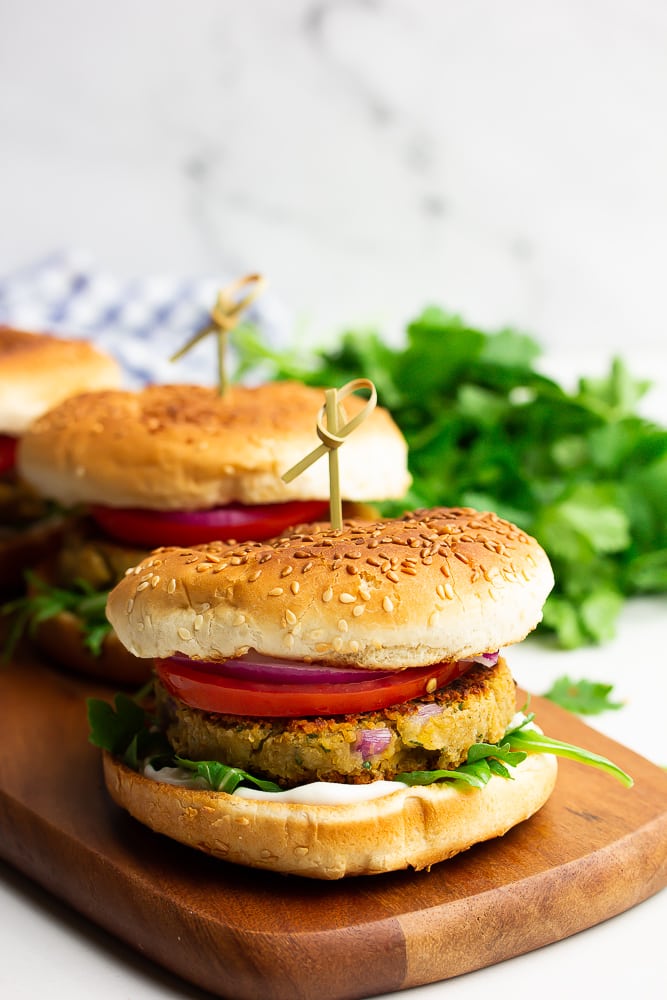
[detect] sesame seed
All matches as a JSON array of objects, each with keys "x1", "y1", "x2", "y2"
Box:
[
  {"x1": 126, "y1": 598, "x2": 134, "y2": 614},
  {"x1": 124, "y1": 567, "x2": 134, "y2": 577},
  {"x1": 339, "y1": 593, "x2": 355, "y2": 604},
  {"x1": 196, "y1": 563, "x2": 209, "y2": 573},
  {"x1": 436, "y1": 584, "x2": 446, "y2": 600},
  {"x1": 302, "y1": 561, "x2": 314, "y2": 573},
  {"x1": 383, "y1": 596, "x2": 394, "y2": 613},
  {"x1": 177, "y1": 627, "x2": 192, "y2": 641},
  {"x1": 167, "y1": 578, "x2": 176, "y2": 594},
  {"x1": 332, "y1": 637, "x2": 343, "y2": 651},
  {"x1": 285, "y1": 609, "x2": 297, "y2": 626},
  {"x1": 291, "y1": 581, "x2": 300, "y2": 595},
  {"x1": 136, "y1": 581, "x2": 150, "y2": 592},
  {"x1": 386, "y1": 570, "x2": 400, "y2": 583},
  {"x1": 258, "y1": 553, "x2": 273, "y2": 564},
  {"x1": 322, "y1": 587, "x2": 333, "y2": 603},
  {"x1": 316, "y1": 642, "x2": 331, "y2": 652},
  {"x1": 353, "y1": 605, "x2": 364, "y2": 617},
  {"x1": 349, "y1": 640, "x2": 360, "y2": 653},
  {"x1": 280, "y1": 566, "x2": 293, "y2": 577},
  {"x1": 248, "y1": 570, "x2": 262, "y2": 582},
  {"x1": 151, "y1": 576, "x2": 160, "y2": 588},
  {"x1": 367, "y1": 556, "x2": 382, "y2": 567},
  {"x1": 193, "y1": 615, "x2": 203, "y2": 631},
  {"x1": 338, "y1": 619, "x2": 348, "y2": 632},
  {"x1": 359, "y1": 588, "x2": 371, "y2": 601},
  {"x1": 426, "y1": 678, "x2": 437, "y2": 694},
  {"x1": 444, "y1": 583, "x2": 455, "y2": 600},
  {"x1": 268, "y1": 587, "x2": 284, "y2": 597},
  {"x1": 346, "y1": 564, "x2": 359, "y2": 575},
  {"x1": 381, "y1": 561, "x2": 391, "y2": 573},
  {"x1": 428, "y1": 611, "x2": 439, "y2": 627}
]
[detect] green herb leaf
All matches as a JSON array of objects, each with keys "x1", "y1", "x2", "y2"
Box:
[
  {"x1": 174, "y1": 757, "x2": 283, "y2": 794},
  {"x1": 506, "y1": 723, "x2": 633, "y2": 787},
  {"x1": 234, "y1": 311, "x2": 667, "y2": 648},
  {"x1": 2, "y1": 573, "x2": 111, "y2": 659},
  {"x1": 87, "y1": 694, "x2": 146, "y2": 756},
  {"x1": 545, "y1": 676, "x2": 624, "y2": 715}
]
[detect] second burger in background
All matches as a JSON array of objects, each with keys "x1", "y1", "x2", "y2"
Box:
[
  {"x1": 15, "y1": 381, "x2": 410, "y2": 683},
  {"x1": 0, "y1": 326, "x2": 121, "y2": 595}
]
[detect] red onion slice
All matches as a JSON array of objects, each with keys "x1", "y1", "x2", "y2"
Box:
[
  {"x1": 172, "y1": 652, "x2": 396, "y2": 686},
  {"x1": 355, "y1": 728, "x2": 393, "y2": 760},
  {"x1": 460, "y1": 651, "x2": 499, "y2": 667}
]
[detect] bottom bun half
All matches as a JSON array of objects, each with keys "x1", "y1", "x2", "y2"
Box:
[
  {"x1": 102, "y1": 751, "x2": 558, "y2": 879},
  {"x1": 33, "y1": 611, "x2": 151, "y2": 686}
]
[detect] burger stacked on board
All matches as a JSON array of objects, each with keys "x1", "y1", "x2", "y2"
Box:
[
  {"x1": 0, "y1": 327, "x2": 120, "y2": 595},
  {"x1": 94, "y1": 506, "x2": 632, "y2": 879},
  {"x1": 15, "y1": 382, "x2": 410, "y2": 683}
]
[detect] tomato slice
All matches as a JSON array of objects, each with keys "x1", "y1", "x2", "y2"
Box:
[
  {"x1": 155, "y1": 656, "x2": 470, "y2": 717},
  {"x1": 89, "y1": 499, "x2": 330, "y2": 547},
  {"x1": 0, "y1": 434, "x2": 17, "y2": 475}
]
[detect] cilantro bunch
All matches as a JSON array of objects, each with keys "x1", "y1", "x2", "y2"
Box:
[{"x1": 235, "y1": 309, "x2": 667, "y2": 649}]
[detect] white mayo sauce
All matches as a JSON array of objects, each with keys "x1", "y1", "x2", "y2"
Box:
[{"x1": 142, "y1": 763, "x2": 406, "y2": 805}]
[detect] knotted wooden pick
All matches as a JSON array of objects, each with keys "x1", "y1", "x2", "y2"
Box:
[
  {"x1": 282, "y1": 378, "x2": 377, "y2": 529},
  {"x1": 170, "y1": 273, "x2": 266, "y2": 395}
]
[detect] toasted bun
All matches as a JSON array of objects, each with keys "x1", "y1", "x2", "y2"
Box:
[
  {"x1": 18, "y1": 382, "x2": 410, "y2": 508},
  {"x1": 102, "y1": 749, "x2": 557, "y2": 878},
  {"x1": 107, "y1": 508, "x2": 554, "y2": 667},
  {"x1": 0, "y1": 327, "x2": 121, "y2": 435}
]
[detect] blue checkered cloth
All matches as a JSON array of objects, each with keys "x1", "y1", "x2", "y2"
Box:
[{"x1": 0, "y1": 250, "x2": 292, "y2": 387}]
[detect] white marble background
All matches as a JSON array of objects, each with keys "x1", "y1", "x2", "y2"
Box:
[{"x1": 0, "y1": 0, "x2": 666, "y2": 371}]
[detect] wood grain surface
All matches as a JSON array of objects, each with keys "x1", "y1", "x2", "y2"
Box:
[{"x1": 1, "y1": 644, "x2": 666, "y2": 1000}]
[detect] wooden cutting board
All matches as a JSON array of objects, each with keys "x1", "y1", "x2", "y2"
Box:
[{"x1": 1, "y1": 645, "x2": 666, "y2": 1000}]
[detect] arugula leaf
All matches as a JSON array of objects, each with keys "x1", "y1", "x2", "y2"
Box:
[
  {"x1": 396, "y1": 712, "x2": 632, "y2": 789},
  {"x1": 544, "y1": 676, "x2": 624, "y2": 715},
  {"x1": 506, "y1": 725, "x2": 633, "y2": 788},
  {"x1": 174, "y1": 757, "x2": 282, "y2": 794},
  {"x1": 396, "y1": 740, "x2": 528, "y2": 788},
  {"x1": 87, "y1": 694, "x2": 282, "y2": 793},
  {"x1": 234, "y1": 310, "x2": 667, "y2": 648},
  {"x1": 2, "y1": 573, "x2": 111, "y2": 658}
]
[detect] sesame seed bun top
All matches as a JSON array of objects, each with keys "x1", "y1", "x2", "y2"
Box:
[
  {"x1": 106, "y1": 507, "x2": 554, "y2": 668},
  {"x1": 0, "y1": 327, "x2": 121, "y2": 435},
  {"x1": 18, "y1": 381, "x2": 411, "y2": 509}
]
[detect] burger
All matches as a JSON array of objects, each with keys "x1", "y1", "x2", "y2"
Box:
[
  {"x1": 15, "y1": 381, "x2": 410, "y2": 683},
  {"x1": 0, "y1": 326, "x2": 120, "y2": 595},
  {"x1": 95, "y1": 507, "x2": 632, "y2": 879}
]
